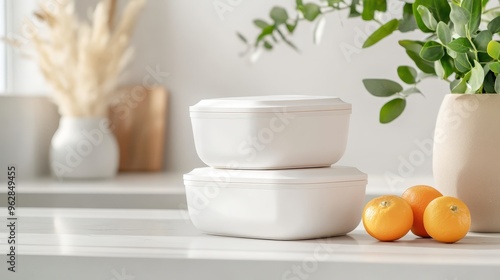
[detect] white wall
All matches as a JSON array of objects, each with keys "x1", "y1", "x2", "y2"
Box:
[
  {"x1": 128, "y1": 0, "x2": 446, "y2": 184},
  {"x1": 8, "y1": 0, "x2": 448, "y2": 189}
]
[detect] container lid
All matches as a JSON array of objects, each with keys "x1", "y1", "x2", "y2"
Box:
[
  {"x1": 183, "y1": 166, "x2": 367, "y2": 185},
  {"x1": 190, "y1": 95, "x2": 351, "y2": 113}
]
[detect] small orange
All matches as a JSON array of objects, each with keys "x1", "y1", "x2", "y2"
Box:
[
  {"x1": 423, "y1": 196, "x2": 471, "y2": 243},
  {"x1": 402, "y1": 185, "x2": 443, "y2": 238},
  {"x1": 362, "y1": 195, "x2": 413, "y2": 241}
]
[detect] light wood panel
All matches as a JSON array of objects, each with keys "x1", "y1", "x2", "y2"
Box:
[{"x1": 109, "y1": 86, "x2": 168, "y2": 172}]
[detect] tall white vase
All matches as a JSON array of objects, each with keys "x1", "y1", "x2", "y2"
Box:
[
  {"x1": 433, "y1": 94, "x2": 500, "y2": 232},
  {"x1": 50, "y1": 117, "x2": 119, "y2": 179}
]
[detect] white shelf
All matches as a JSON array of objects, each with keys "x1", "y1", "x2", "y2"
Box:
[
  {"x1": 0, "y1": 173, "x2": 186, "y2": 209},
  {"x1": 0, "y1": 208, "x2": 498, "y2": 280}
]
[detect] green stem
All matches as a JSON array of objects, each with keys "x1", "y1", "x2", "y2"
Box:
[
  {"x1": 275, "y1": 28, "x2": 299, "y2": 52},
  {"x1": 469, "y1": 39, "x2": 479, "y2": 62},
  {"x1": 466, "y1": 30, "x2": 479, "y2": 62},
  {"x1": 289, "y1": 6, "x2": 347, "y2": 24},
  {"x1": 267, "y1": 5, "x2": 350, "y2": 50}
]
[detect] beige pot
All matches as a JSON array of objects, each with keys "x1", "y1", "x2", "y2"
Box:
[{"x1": 433, "y1": 94, "x2": 500, "y2": 232}]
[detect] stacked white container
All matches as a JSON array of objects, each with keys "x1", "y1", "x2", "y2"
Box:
[{"x1": 184, "y1": 95, "x2": 367, "y2": 240}]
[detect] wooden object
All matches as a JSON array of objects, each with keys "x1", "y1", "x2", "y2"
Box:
[{"x1": 109, "y1": 86, "x2": 168, "y2": 172}]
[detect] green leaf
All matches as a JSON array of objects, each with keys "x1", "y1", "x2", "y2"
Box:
[
  {"x1": 487, "y1": 40, "x2": 500, "y2": 59},
  {"x1": 254, "y1": 19, "x2": 270, "y2": 29},
  {"x1": 435, "y1": 55, "x2": 454, "y2": 79},
  {"x1": 446, "y1": 47, "x2": 458, "y2": 59},
  {"x1": 327, "y1": 0, "x2": 342, "y2": 6},
  {"x1": 399, "y1": 40, "x2": 425, "y2": 53},
  {"x1": 484, "y1": 71, "x2": 496, "y2": 93},
  {"x1": 362, "y1": 19, "x2": 399, "y2": 48},
  {"x1": 399, "y1": 3, "x2": 418, "y2": 32},
  {"x1": 483, "y1": 7, "x2": 500, "y2": 22},
  {"x1": 255, "y1": 25, "x2": 275, "y2": 46},
  {"x1": 380, "y1": 98, "x2": 406, "y2": 124},
  {"x1": 402, "y1": 87, "x2": 422, "y2": 95},
  {"x1": 300, "y1": 3, "x2": 321, "y2": 21},
  {"x1": 399, "y1": 40, "x2": 436, "y2": 74},
  {"x1": 237, "y1": 32, "x2": 248, "y2": 44},
  {"x1": 434, "y1": 60, "x2": 445, "y2": 79},
  {"x1": 495, "y1": 76, "x2": 500, "y2": 93},
  {"x1": 468, "y1": 60, "x2": 484, "y2": 93},
  {"x1": 362, "y1": 0, "x2": 387, "y2": 21},
  {"x1": 286, "y1": 24, "x2": 295, "y2": 33},
  {"x1": 447, "y1": 37, "x2": 473, "y2": 53},
  {"x1": 461, "y1": 0, "x2": 482, "y2": 34},
  {"x1": 407, "y1": 51, "x2": 435, "y2": 74},
  {"x1": 440, "y1": 55, "x2": 455, "y2": 79},
  {"x1": 420, "y1": 41, "x2": 445, "y2": 61},
  {"x1": 450, "y1": 4, "x2": 471, "y2": 37},
  {"x1": 437, "y1": 22, "x2": 452, "y2": 45},
  {"x1": 270, "y1": 7, "x2": 288, "y2": 25},
  {"x1": 455, "y1": 53, "x2": 473, "y2": 73},
  {"x1": 349, "y1": 0, "x2": 361, "y2": 18},
  {"x1": 263, "y1": 41, "x2": 273, "y2": 50},
  {"x1": 413, "y1": 0, "x2": 451, "y2": 33},
  {"x1": 296, "y1": 0, "x2": 303, "y2": 6},
  {"x1": 417, "y1": 6, "x2": 438, "y2": 30},
  {"x1": 473, "y1": 30, "x2": 493, "y2": 52},
  {"x1": 489, "y1": 62, "x2": 500, "y2": 74},
  {"x1": 478, "y1": 52, "x2": 494, "y2": 63},
  {"x1": 363, "y1": 79, "x2": 403, "y2": 97},
  {"x1": 451, "y1": 77, "x2": 468, "y2": 93},
  {"x1": 488, "y1": 16, "x2": 500, "y2": 34},
  {"x1": 397, "y1": 66, "x2": 418, "y2": 84}
]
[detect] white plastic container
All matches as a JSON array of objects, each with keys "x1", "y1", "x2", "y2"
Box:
[
  {"x1": 189, "y1": 95, "x2": 352, "y2": 169},
  {"x1": 184, "y1": 166, "x2": 367, "y2": 240}
]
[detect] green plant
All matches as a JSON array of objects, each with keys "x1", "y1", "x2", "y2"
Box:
[{"x1": 239, "y1": 0, "x2": 500, "y2": 123}]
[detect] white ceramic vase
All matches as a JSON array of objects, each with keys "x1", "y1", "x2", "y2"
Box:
[
  {"x1": 433, "y1": 94, "x2": 500, "y2": 232},
  {"x1": 50, "y1": 117, "x2": 119, "y2": 179}
]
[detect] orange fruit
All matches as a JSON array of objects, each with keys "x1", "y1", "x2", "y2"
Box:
[
  {"x1": 423, "y1": 196, "x2": 471, "y2": 243},
  {"x1": 362, "y1": 195, "x2": 413, "y2": 241},
  {"x1": 401, "y1": 185, "x2": 443, "y2": 238}
]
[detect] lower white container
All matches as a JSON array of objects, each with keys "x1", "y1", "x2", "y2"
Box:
[{"x1": 184, "y1": 166, "x2": 367, "y2": 240}]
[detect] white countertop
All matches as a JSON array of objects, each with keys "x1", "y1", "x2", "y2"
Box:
[{"x1": 1, "y1": 208, "x2": 499, "y2": 280}]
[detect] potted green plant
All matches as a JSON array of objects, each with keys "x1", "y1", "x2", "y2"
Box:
[{"x1": 239, "y1": 0, "x2": 500, "y2": 232}]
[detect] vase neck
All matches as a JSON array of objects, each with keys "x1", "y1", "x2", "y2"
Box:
[{"x1": 58, "y1": 117, "x2": 111, "y2": 131}]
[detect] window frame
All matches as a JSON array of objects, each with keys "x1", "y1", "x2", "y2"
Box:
[{"x1": 0, "y1": 0, "x2": 6, "y2": 92}]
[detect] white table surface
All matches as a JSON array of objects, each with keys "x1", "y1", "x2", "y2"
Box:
[{"x1": 1, "y1": 208, "x2": 500, "y2": 280}]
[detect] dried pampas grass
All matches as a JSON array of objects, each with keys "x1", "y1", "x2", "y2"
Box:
[{"x1": 10, "y1": 0, "x2": 146, "y2": 117}]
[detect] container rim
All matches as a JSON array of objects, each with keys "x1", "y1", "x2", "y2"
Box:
[
  {"x1": 183, "y1": 166, "x2": 368, "y2": 185},
  {"x1": 184, "y1": 179, "x2": 368, "y2": 189},
  {"x1": 189, "y1": 95, "x2": 352, "y2": 113}
]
